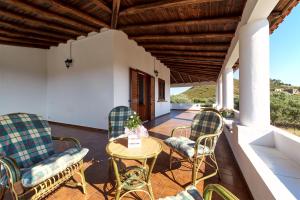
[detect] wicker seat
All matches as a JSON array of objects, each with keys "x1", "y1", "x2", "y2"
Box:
[
  {"x1": 164, "y1": 108, "x2": 224, "y2": 186},
  {"x1": 159, "y1": 184, "x2": 239, "y2": 200},
  {"x1": 0, "y1": 113, "x2": 88, "y2": 200}
]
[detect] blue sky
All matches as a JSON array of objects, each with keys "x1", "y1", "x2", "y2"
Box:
[{"x1": 171, "y1": 5, "x2": 300, "y2": 95}]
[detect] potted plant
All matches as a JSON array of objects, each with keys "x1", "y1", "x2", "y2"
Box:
[
  {"x1": 125, "y1": 112, "x2": 148, "y2": 148},
  {"x1": 220, "y1": 109, "x2": 235, "y2": 119}
]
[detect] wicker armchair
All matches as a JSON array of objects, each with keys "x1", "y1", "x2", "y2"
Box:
[
  {"x1": 0, "y1": 113, "x2": 88, "y2": 200},
  {"x1": 159, "y1": 184, "x2": 239, "y2": 200},
  {"x1": 164, "y1": 108, "x2": 224, "y2": 186}
]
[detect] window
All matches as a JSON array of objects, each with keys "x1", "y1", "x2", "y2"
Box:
[
  {"x1": 138, "y1": 74, "x2": 144, "y2": 104},
  {"x1": 158, "y1": 78, "x2": 165, "y2": 101}
]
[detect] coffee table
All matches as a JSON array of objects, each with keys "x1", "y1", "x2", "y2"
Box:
[{"x1": 106, "y1": 137, "x2": 162, "y2": 200}]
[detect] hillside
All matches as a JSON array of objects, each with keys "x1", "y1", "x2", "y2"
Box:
[{"x1": 181, "y1": 79, "x2": 239, "y2": 100}]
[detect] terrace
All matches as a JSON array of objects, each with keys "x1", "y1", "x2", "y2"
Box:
[{"x1": 0, "y1": 0, "x2": 299, "y2": 200}]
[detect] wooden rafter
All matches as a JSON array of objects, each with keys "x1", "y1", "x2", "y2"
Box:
[
  {"x1": 162, "y1": 62, "x2": 221, "y2": 69},
  {"x1": 0, "y1": 20, "x2": 68, "y2": 41},
  {"x1": 154, "y1": 55, "x2": 225, "y2": 61},
  {"x1": 172, "y1": 68, "x2": 217, "y2": 77},
  {"x1": 170, "y1": 72, "x2": 178, "y2": 83},
  {"x1": 121, "y1": 17, "x2": 240, "y2": 31},
  {"x1": 131, "y1": 33, "x2": 234, "y2": 41},
  {"x1": 167, "y1": 68, "x2": 220, "y2": 75},
  {"x1": 0, "y1": 29, "x2": 62, "y2": 44},
  {"x1": 3, "y1": 0, "x2": 97, "y2": 32},
  {"x1": 0, "y1": 35, "x2": 56, "y2": 47},
  {"x1": 90, "y1": 0, "x2": 112, "y2": 13},
  {"x1": 111, "y1": 0, "x2": 121, "y2": 29},
  {"x1": 167, "y1": 66, "x2": 220, "y2": 73},
  {"x1": 119, "y1": 0, "x2": 222, "y2": 16},
  {"x1": 0, "y1": 39, "x2": 49, "y2": 49},
  {"x1": 150, "y1": 50, "x2": 226, "y2": 57},
  {"x1": 158, "y1": 58, "x2": 224, "y2": 66},
  {"x1": 177, "y1": 71, "x2": 186, "y2": 83},
  {"x1": 0, "y1": 9, "x2": 83, "y2": 36},
  {"x1": 33, "y1": 0, "x2": 109, "y2": 28},
  {"x1": 143, "y1": 43, "x2": 229, "y2": 51}
]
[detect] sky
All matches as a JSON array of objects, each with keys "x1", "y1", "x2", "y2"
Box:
[{"x1": 171, "y1": 4, "x2": 300, "y2": 95}]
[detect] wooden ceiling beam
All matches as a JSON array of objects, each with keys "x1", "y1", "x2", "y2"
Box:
[
  {"x1": 0, "y1": 29, "x2": 63, "y2": 44},
  {"x1": 119, "y1": 0, "x2": 222, "y2": 16},
  {"x1": 158, "y1": 58, "x2": 223, "y2": 66},
  {"x1": 121, "y1": 16, "x2": 240, "y2": 31},
  {"x1": 0, "y1": 40, "x2": 49, "y2": 49},
  {"x1": 167, "y1": 66, "x2": 220, "y2": 73},
  {"x1": 33, "y1": 0, "x2": 109, "y2": 28},
  {"x1": 90, "y1": 0, "x2": 112, "y2": 13},
  {"x1": 0, "y1": 20, "x2": 67, "y2": 42},
  {"x1": 0, "y1": 35, "x2": 54, "y2": 47},
  {"x1": 0, "y1": 9, "x2": 84, "y2": 36},
  {"x1": 153, "y1": 55, "x2": 225, "y2": 61},
  {"x1": 170, "y1": 72, "x2": 178, "y2": 83},
  {"x1": 4, "y1": 0, "x2": 97, "y2": 32},
  {"x1": 150, "y1": 50, "x2": 226, "y2": 57},
  {"x1": 177, "y1": 71, "x2": 186, "y2": 83},
  {"x1": 111, "y1": 0, "x2": 121, "y2": 29},
  {"x1": 142, "y1": 43, "x2": 229, "y2": 51},
  {"x1": 171, "y1": 68, "x2": 217, "y2": 76},
  {"x1": 131, "y1": 33, "x2": 234, "y2": 41},
  {"x1": 163, "y1": 62, "x2": 221, "y2": 69}
]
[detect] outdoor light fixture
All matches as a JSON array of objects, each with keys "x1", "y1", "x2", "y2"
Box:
[
  {"x1": 153, "y1": 58, "x2": 159, "y2": 77},
  {"x1": 65, "y1": 41, "x2": 73, "y2": 69},
  {"x1": 64, "y1": 58, "x2": 73, "y2": 69}
]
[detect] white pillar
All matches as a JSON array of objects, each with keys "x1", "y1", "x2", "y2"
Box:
[
  {"x1": 217, "y1": 76, "x2": 223, "y2": 109},
  {"x1": 239, "y1": 18, "x2": 270, "y2": 128},
  {"x1": 222, "y1": 68, "x2": 234, "y2": 109}
]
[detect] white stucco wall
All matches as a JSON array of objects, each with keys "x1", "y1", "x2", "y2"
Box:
[
  {"x1": 112, "y1": 30, "x2": 170, "y2": 117},
  {"x1": 0, "y1": 45, "x2": 47, "y2": 117},
  {"x1": 46, "y1": 31, "x2": 115, "y2": 129}
]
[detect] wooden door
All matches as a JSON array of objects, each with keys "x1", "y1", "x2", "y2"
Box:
[
  {"x1": 130, "y1": 68, "x2": 138, "y2": 112},
  {"x1": 150, "y1": 76, "x2": 155, "y2": 120}
]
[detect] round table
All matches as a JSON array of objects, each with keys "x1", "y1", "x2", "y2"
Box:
[{"x1": 106, "y1": 137, "x2": 162, "y2": 200}]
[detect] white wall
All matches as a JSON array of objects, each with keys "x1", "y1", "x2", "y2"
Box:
[
  {"x1": 46, "y1": 31, "x2": 115, "y2": 129},
  {"x1": 112, "y1": 31, "x2": 170, "y2": 117},
  {"x1": 0, "y1": 45, "x2": 47, "y2": 117}
]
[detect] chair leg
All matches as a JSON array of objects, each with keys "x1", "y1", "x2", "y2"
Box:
[
  {"x1": 115, "y1": 188, "x2": 121, "y2": 200},
  {"x1": 192, "y1": 160, "x2": 198, "y2": 186},
  {"x1": 147, "y1": 183, "x2": 155, "y2": 200},
  {"x1": 169, "y1": 149, "x2": 173, "y2": 169},
  {"x1": 78, "y1": 161, "x2": 87, "y2": 194},
  {"x1": 0, "y1": 186, "x2": 6, "y2": 200}
]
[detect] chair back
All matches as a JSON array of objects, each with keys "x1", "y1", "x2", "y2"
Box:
[
  {"x1": 0, "y1": 113, "x2": 54, "y2": 168},
  {"x1": 190, "y1": 108, "x2": 223, "y2": 142},
  {"x1": 108, "y1": 106, "x2": 134, "y2": 139}
]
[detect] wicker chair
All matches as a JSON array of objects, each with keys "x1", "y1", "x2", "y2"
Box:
[
  {"x1": 108, "y1": 106, "x2": 134, "y2": 140},
  {"x1": 159, "y1": 184, "x2": 239, "y2": 200},
  {"x1": 164, "y1": 108, "x2": 224, "y2": 186},
  {"x1": 0, "y1": 113, "x2": 88, "y2": 200}
]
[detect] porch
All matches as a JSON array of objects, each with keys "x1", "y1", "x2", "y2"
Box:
[{"x1": 3, "y1": 110, "x2": 252, "y2": 200}]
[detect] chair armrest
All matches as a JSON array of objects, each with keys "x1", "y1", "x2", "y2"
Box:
[
  {"x1": 0, "y1": 156, "x2": 21, "y2": 185},
  {"x1": 52, "y1": 136, "x2": 81, "y2": 149},
  {"x1": 203, "y1": 184, "x2": 239, "y2": 200},
  {"x1": 171, "y1": 126, "x2": 191, "y2": 137},
  {"x1": 194, "y1": 132, "x2": 220, "y2": 158}
]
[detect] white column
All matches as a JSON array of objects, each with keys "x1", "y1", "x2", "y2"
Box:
[
  {"x1": 222, "y1": 68, "x2": 234, "y2": 109},
  {"x1": 217, "y1": 76, "x2": 223, "y2": 109},
  {"x1": 239, "y1": 18, "x2": 270, "y2": 128},
  {"x1": 215, "y1": 80, "x2": 219, "y2": 107}
]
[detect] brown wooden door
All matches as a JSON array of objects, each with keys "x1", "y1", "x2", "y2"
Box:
[
  {"x1": 150, "y1": 76, "x2": 155, "y2": 120},
  {"x1": 130, "y1": 68, "x2": 138, "y2": 112}
]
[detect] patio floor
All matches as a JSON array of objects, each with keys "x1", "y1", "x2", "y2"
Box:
[{"x1": 4, "y1": 111, "x2": 253, "y2": 200}]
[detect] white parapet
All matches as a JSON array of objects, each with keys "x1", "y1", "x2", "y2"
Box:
[{"x1": 239, "y1": 18, "x2": 270, "y2": 129}]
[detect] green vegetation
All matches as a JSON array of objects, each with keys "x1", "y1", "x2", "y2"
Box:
[{"x1": 171, "y1": 79, "x2": 300, "y2": 134}]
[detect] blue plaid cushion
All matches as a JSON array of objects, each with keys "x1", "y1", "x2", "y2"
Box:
[
  {"x1": 108, "y1": 106, "x2": 134, "y2": 139},
  {"x1": 164, "y1": 137, "x2": 212, "y2": 158},
  {"x1": 190, "y1": 110, "x2": 223, "y2": 141},
  {"x1": 22, "y1": 147, "x2": 89, "y2": 188},
  {"x1": 0, "y1": 113, "x2": 54, "y2": 168},
  {"x1": 159, "y1": 186, "x2": 203, "y2": 200}
]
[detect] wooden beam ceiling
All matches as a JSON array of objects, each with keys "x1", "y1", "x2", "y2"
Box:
[
  {"x1": 158, "y1": 58, "x2": 224, "y2": 65},
  {"x1": 142, "y1": 43, "x2": 229, "y2": 51},
  {"x1": 172, "y1": 68, "x2": 217, "y2": 76},
  {"x1": 150, "y1": 50, "x2": 226, "y2": 57},
  {"x1": 0, "y1": 39, "x2": 49, "y2": 49},
  {"x1": 119, "y1": 0, "x2": 222, "y2": 16},
  {"x1": 120, "y1": 17, "x2": 240, "y2": 31},
  {"x1": 3, "y1": 0, "x2": 97, "y2": 32},
  {"x1": 111, "y1": 0, "x2": 121, "y2": 29},
  {"x1": 0, "y1": 9, "x2": 83, "y2": 36},
  {"x1": 131, "y1": 33, "x2": 234, "y2": 42},
  {"x1": 0, "y1": 35, "x2": 56, "y2": 47},
  {"x1": 89, "y1": 0, "x2": 112, "y2": 14},
  {"x1": 167, "y1": 65, "x2": 220, "y2": 73},
  {"x1": 154, "y1": 55, "x2": 225, "y2": 61},
  {"x1": 162, "y1": 62, "x2": 221, "y2": 69},
  {"x1": 0, "y1": 20, "x2": 68, "y2": 41}
]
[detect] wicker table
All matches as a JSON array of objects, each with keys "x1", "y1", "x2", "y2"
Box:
[{"x1": 106, "y1": 137, "x2": 162, "y2": 200}]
